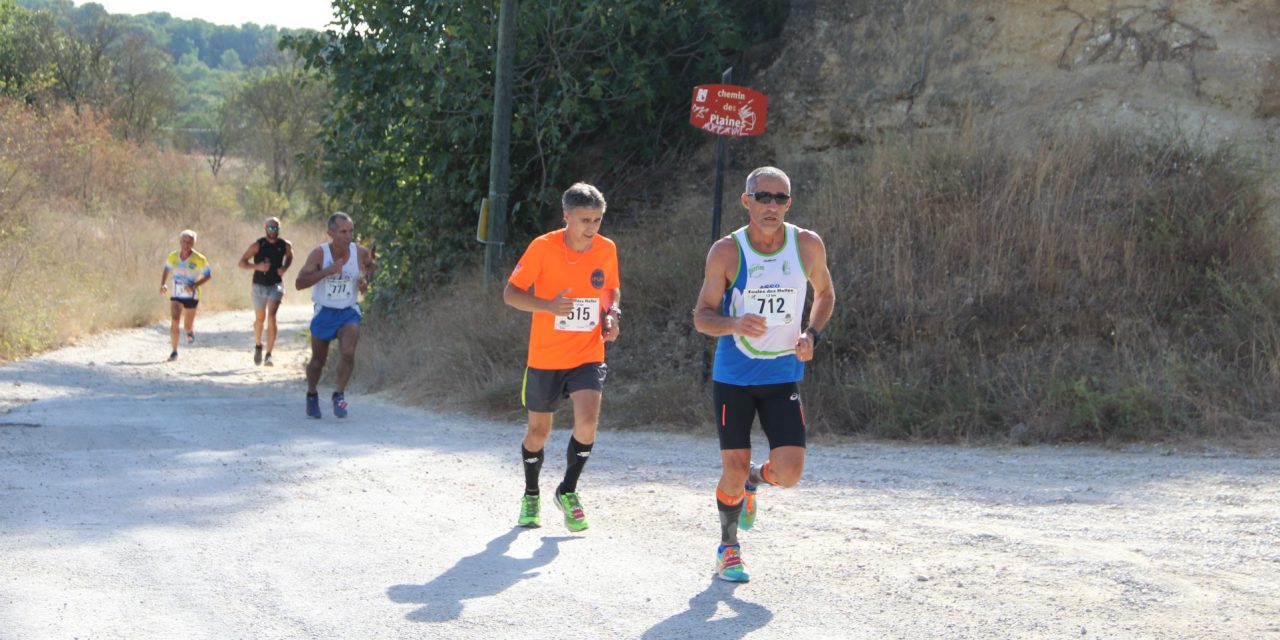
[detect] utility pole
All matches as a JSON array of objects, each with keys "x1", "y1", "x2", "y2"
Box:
[{"x1": 484, "y1": 0, "x2": 518, "y2": 285}]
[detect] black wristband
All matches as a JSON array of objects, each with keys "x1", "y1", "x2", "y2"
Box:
[{"x1": 805, "y1": 326, "x2": 822, "y2": 346}]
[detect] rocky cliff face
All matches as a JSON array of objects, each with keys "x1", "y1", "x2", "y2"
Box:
[{"x1": 747, "y1": 0, "x2": 1278, "y2": 168}]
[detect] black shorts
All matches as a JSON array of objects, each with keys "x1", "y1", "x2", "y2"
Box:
[
  {"x1": 522, "y1": 363, "x2": 607, "y2": 413},
  {"x1": 170, "y1": 297, "x2": 199, "y2": 309},
  {"x1": 713, "y1": 381, "x2": 807, "y2": 451}
]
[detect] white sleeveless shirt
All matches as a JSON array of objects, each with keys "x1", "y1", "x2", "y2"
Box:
[
  {"x1": 312, "y1": 242, "x2": 360, "y2": 309},
  {"x1": 713, "y1": 223, "x2": 809, "y2": 385}
]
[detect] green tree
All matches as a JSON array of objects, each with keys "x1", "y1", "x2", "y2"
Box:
[
  {"x1": 110, "y1": 29, "x2": 177, "y2": 141},
  {"x1": 235, "y1": 56, "x2": 328, "y2": 200},
  {"x1": 0, "y1": 0, "x2": 55, "y2": 101},
  {"x1": 219, "y1": 48, "x2": 243, "y2": 71},
  {"x1": 204, "y1": 90, "x2": 244, "y2": 177},
  {"x1": 288, "y1": 0, "x2": 759, "y2": 293}
]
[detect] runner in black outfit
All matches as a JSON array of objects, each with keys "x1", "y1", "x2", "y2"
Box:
[{"x1": 238, "y1": 216, "x2": 293, "y2": 366}]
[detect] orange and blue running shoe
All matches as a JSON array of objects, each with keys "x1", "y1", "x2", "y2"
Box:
[
  {"x1": 739, "y1": 483, "x2": 758, "y2": 530},
  {"x1": 716, "y1": 544, "x2": 749, "y2": 582}
]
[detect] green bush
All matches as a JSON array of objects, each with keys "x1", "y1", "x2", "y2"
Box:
[{"x1": 287, "y1": 0, "x2": 779, "y2": 297}]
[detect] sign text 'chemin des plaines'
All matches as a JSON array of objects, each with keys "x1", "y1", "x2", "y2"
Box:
[{"x1": 689, "y1": 84, "x2": 768, "y2": 137}]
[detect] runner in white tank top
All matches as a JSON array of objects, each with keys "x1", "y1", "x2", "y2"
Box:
[
  {"x1": 312, "y1": 241, "x2": 361, "y2": 310},
  {"x1": 295, "y1": 213, "x2": 376, "y2": 420},
  {"x1": 693, "y1": 166, "x2": 836, "y2": 582}
]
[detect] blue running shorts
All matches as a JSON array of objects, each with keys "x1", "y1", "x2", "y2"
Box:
[{"x1": 310, "y1": 305, "x2": 361, "y2": 341}]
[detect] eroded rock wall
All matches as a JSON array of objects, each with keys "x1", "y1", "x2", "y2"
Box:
[{"x1": 747, "y1": 0, "x2": 1279, "y2": 165}]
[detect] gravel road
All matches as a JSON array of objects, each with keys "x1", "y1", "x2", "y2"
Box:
[{"x1": 1, "y1": 307, "x2": 1277, "y2": 639}]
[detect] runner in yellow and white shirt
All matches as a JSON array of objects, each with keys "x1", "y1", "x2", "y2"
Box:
[{"x1": 159, "y1": 229, "x2": 213, "y2": 361}]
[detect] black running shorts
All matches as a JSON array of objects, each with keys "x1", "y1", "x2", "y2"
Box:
[
  {"x1": 522, "y1": 362, "x2": 607, "y2": 413},
  {"x1": 713, "y1": 381, "x2": 807, "y2": 451},
  {"x1": 170, "y1": 297, "x2": 199, "y2": 309}
]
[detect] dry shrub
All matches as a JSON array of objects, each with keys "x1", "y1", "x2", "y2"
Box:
[
  {"x1": 357, "y1": 271, "x2": 530, "y2": 417},
  {"x1": 0, "y1": 99, "x2": 313, "y2": 360},
  {"x1": 357, "y1": 222, "x2": 714, "y2": 430},
  {"x1": 357, "y1": 121, "x2": 1279, "y2": 443},
  {"x1": 810, "y1": 123, "x2": 1279, "y2": 442}
]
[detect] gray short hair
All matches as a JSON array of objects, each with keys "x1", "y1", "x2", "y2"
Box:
[
  {"x1": 179, "y1": 229, "x2": 197, "y2": 242},
  {"x1": 562, "y1": 182, "x2": 606, "y2": 211},
  {"x1": 745, "y1": 166, "x2": 791, "y2": 194},
  {"x1": 327, "y1": 212, "x2": 353, "y2": 231}
]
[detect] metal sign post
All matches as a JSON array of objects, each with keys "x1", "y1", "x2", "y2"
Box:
[
  {"x1": 688, "y1": 72, "x2": 770, "y2": 381},
  {"x1": 710, "y1": 68, "x2": 731, "y2": 244}
]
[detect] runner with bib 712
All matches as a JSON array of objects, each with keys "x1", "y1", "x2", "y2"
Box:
[{"x1": 692, "y1": 166, "x2": 836, "y2": 582}]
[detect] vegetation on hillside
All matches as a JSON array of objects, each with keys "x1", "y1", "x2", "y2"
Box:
[
  {"x1": 357, "y1": 124, "x2": 1280, "y2": 443},
  {"x1": 0, "y1": 97, "x2": 309, "y2": 360},
  {"x1": 0, "y1": 2, "x2": 330, "y2": 359},
  {"x1": 1, "y1": 0, "x2": 330, "y2": 218},
  {"x1": 287, "y1": 0, "x2": 787, "y2": 294}
]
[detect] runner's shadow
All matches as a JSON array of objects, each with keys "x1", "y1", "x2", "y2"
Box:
[
  {"x1": 642, "y1": 579, "x2": 772, "y2": 640},
  {"x1": 387, "y1": 528, "x2": 576, "y2": 622},
  {"x1": 187, "y1": 369, "x2": 245, "y2": 378}
]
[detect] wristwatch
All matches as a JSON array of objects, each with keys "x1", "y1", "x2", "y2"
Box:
[
  {"x1": 805, "y1": 326, "x2": 822, "y2": 346},
  {"x1": 607, "y1": 306, "x2": 622, "y2": 318}
]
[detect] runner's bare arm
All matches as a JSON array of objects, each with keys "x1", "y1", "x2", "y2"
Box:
[
  {"x1": 238, "y1": 242, "x2": 266, "y2": 272},
  {"x1": 294, "y1": 247, "x2": 332, "y2": 290},
  {"x1": 357, "y1": 245, "x2": 376, "y2": 293},
  {"x1": 504, "y1": 282, "x2": 575, "y2": 316},
  {"x1": 693, "y1": 238, "x2": 766, "y2": 338},
  {"x1": 603, "y1": 288, "x2": 622, "y2": 342},
  {"x1": 800, "y1": 230, "x2": 835, "y2": 334},
  {"x1": 278, "y1": 241, "x2": 294, "y2": 276},
  {"x1": 159, "y1": 266, "x2": 170, "y2": 294},
  {"x1": 794, "y1": 230, "x2": 835, "y2": 361}
]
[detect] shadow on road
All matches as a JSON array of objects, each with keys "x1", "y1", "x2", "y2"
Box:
[
  {"x1": 641, "y1": 579, "x2": 772, "y2": 640},
  {"x1": 387, "y1": 528, "x2": 578, "y2": 622}
]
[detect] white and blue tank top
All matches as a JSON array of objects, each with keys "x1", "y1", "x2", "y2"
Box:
[
  {"x1": 713, "y1": 223, "x2": 809, "y2": 385},
  {"x1": 312, "y1": 242, "x2": 360, "y2": 310}
]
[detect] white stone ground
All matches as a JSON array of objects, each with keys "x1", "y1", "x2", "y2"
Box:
[{"x1": 1, "y1": 307, "x2": 1277, "y2": 639}]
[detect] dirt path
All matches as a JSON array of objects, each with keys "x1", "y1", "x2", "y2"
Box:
[{"x1": 1, "y1": 308, "x2": 1277, "y2": 639}]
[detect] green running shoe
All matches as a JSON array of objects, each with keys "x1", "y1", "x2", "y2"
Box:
[
  {"x1": 518, "y1": 494, "x2": 541, "y2": 528},
  {"x1": 716, "y1": 544, "x2": 750, "y2": 582},
  {"x1": 739, "y1": 483, "x2": 758, "y2": 530},
  {"x1": 554, "y1": 490, "x2": 589, "y2": 532}
]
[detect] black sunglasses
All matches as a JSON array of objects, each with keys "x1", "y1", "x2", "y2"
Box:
[{"x1": 747, "y1": 191, "x2": 791, "y2": 204}]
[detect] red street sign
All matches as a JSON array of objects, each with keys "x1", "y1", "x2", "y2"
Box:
[{"x1": 689, "y1": 83, "x2": 768, "y2": 137}]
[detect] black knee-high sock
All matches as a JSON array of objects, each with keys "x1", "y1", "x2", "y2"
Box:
[
  {"x1": 557, "y1": 437, "x2": 593, "y2": 495},
  {"x1": 521, "y1": 445, "x2": 543, "y2": 496}
]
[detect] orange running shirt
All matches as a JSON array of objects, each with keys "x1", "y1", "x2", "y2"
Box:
[{"x1": 509, "y1": 229, "x2": 620, "y2": 369}]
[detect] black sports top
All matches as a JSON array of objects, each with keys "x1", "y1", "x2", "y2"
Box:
[{"x1": 252, "y1": 237, "x2": 288, "y2": 285}]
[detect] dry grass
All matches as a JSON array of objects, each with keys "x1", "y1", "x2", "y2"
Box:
[
  {"x1": 0, "y1": 99, "x2": 320, "y2": 360},
  {"x1": 808, "y1": 124, "x2": 1279, "y2": 442},
  {"x1": 357, "y1": 271, "x2": 531, "y2": 419},
  {"x1": 357, "y1": 120, "x2": 1279, "y2": 443}
]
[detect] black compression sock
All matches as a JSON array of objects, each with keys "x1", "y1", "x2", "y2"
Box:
[
  {"x1": 557, "y1": 436, "x2": 594, "y2": 494},
  {"x1": 521, "y1": 445, "x2": 544, "y2": 496}
]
